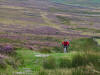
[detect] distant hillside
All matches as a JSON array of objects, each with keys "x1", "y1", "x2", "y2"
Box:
[{"x1": 50, "y1": 0, "x2": 100, "y2": 8}]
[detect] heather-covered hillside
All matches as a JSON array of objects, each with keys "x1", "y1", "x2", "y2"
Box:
[{"x1": 0, "y1": 0, "x2": 100, "y2": 75}]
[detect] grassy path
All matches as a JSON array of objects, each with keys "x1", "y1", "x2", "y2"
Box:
[{"x1": 15, "y1": 49, "x2": 79, "y2": 74}]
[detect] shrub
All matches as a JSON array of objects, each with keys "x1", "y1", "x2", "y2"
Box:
[
  {"x1": 43, "y1": 56, "x2": 57, "y2": 69},
  {"x1": 38, "y1": 70, "x2": 48, "y2": 75},
  {"x1": 72, "y1": 67, "x2": 85, "y2": 75},
  {"x1": 52, "y1": 46, "x2": 63, "y2": 53},
  {"x1": 59, "y1": 57, "x2": 72, "y2": 68},
  {"x1": 5, "y1": 58, "x2": 20, "y2": 69},
  {"x1": 69, "y1": 38, "x2": 100, "y2": 52},
  {"x1": 86, "y1": 53, "x2": 100, "y2": 64},
  {"x1": 56, "y1": 15, "x2": 71, "y2": 25},
  {"x1": 0, "y1": 58, "x2": 7, "y2": 69},
  {"x1": 72, "y1": 65, "x2": 100, "y2": 75},
  {"x1": 0, "y1": 44, "x2": 15, "y2": 55},
  {"x1": 40, "y1": 48, "x2": 52, "y2": 53},
  {"x1": 4, "y1": 45, "x2": 14, "y2": 54},
  {"x1": 86, "y1": 52, "x2": 100, "y2": 71},
  {"x1": 38, "y1": 68, "x2": 71, "y2": 75},
  {"x1": 72, "y1": 54, "x2": 88, "y2": 67}
]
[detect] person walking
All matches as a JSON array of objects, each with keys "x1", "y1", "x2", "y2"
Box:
[{"x1": 62, "y1": 39, "x2": 69, "y2": 53}]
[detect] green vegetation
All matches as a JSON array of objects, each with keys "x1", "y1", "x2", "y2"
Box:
[
  {"x1": 0, "y1": 38, "x2": 22, "y2": 43},
  {"x1": 15, "y1": 49, "x2": 42, "y2": 71},
  {"x1": 95, "y1": 38, "x2": 100, "y2": 45},
  {"x1": 68, "y1": 28, "x2": 100, "y2": 33},
  {"x1": 43, "y1": 56, "x2": 56, "y2": 69},
  {"x1": 68, "y1": 38, "x2": 100, "y2": 52},
  {"x1": 0, "y1": 54, "x2": 22, "y2": 75},
  {"x1": 56, "y1": 15, "x2": 71, "y2": 25},
  {"x1": 49, "y1": 7, "x2": 65, "y2": 12},
  {"x1": 49, "y1": 7, "x2": 100, "y2": 15},
  {"x1": 0, "y1": 38, "x2": 100, "y2": 75},
  {"x1": 51, "y1": 0, "x2": 100, "y2": 8},
  {"x1": 59, "y1": 57, "x2": 72, "y2": 68},
  {"x1": 0, "y1": 0, "x2": 100, "y2": 75},
  {"x1": 75, "y1": 11, "x2": 100, "y2": 15}
]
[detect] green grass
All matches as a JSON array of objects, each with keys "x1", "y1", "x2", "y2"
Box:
[
  {"x1": 95, "y1": 39, "x2": 100, "y2": 45},
  {"x1": 16, "y1": 49, "x2": 43, "y2": 71},
  {"x1": 0, "y1": 49, "x2": 100, "y2": 75},
  {"x1": 15, "y1": 48, "x2": 75, "y2": 69},
  {"x1": 15, "y1": 48, "x2": 84, "y2": 69},
  {"x1": 69, "y1": 38, "x2": 100, "y2": 52},
  {"x1": 68, "y1": 28, "x2": 100, "y2": 33},
  {"x1": 56, "y1": 15, "x2": 71, "y2": 25},
  {"x1": 0, "y1": 38, "x2": 22, "y2": 43},
  {"x1": 0, "y1": 55, "x2": 21, "y2": 75},
  {"x1": 0, "y1": 38, "x2": 100, "y2": 75}
]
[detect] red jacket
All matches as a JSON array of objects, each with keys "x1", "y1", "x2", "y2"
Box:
[{"x1": 62, "y1": 41, "x2": 69, "y2": 46}]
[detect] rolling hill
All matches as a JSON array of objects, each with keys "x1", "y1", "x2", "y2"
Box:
[{"x1": 50, "y1": 0, "x2": 100, "y2": 8}]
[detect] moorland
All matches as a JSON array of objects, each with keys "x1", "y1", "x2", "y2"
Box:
[{"x1": 0, "y1": 0, "x2": 100, "y2": 75}]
